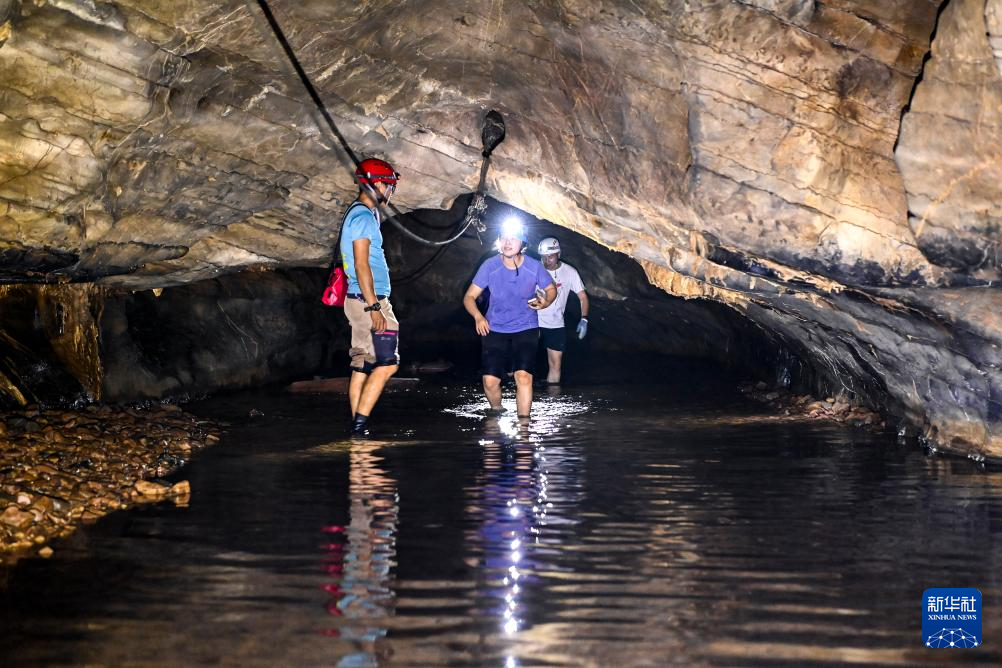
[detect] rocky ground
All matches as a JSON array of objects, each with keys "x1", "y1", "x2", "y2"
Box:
[
  {"x1": 739, "y1": 381, "x2": 885, "y2": 430},
  {"x1": 0, "y1": 404, "x2": 220, "y2": 565}
]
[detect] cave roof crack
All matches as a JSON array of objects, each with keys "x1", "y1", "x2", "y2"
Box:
[
  {"x1": 901, "y1": 108, "x2": 1002, "y2": 133},
  {"x1": 233, "y1": 210, "x2": 337, "y2": 242},
  {"x1": 812, "y1": 1, "x2": 936, "y2": 52},
  {"x1": 0, "y1": 111, "x2": 106, "y2": 161},
  {"x1": 0, "y1": 142, "x2": 67, "y2": 191},
  {"x1": 696, "y1": 142, "x2": 899, "y2": 223},
  {"x1": 197, "y1": 236, "x2": 282, "y2": 264},
  {"x1": 112, "y1": 2, "x2": 268, "y2": 66},
  {"x1": 112, "y1": 2, "x2": 921, "y2": 156},
  {"x1": 694, "y1": 160, "x2": 914, "y2": 251},
  {"x1": 11, "y1": 26, "x2": 174, "y2": 91},
  {"x1": 681, "y1": 45, "x2": 900, "y2": 139},
  {"x1": 121, "y1": 131, "x2": 311, "y2": 192},
  {"x1": 692, "y1": 82, "x2": 896, "y2": 155},
  {"x1": 723, "y1": 1, "x2": 928, "y2": 78},
  {"x1": 910, "y1": 155, "x2": 1000, "y2": 240},
  {"x1": 0, "y1": 83, "x2": 143, "y2": 130}
]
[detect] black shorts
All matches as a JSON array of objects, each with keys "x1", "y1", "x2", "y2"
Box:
[
  {"x1": 482, "y1": 329, "x2": 539, "y2": 378},
  {"x1": 539, "y1": 327, "x2": 567, "y2": 352}
]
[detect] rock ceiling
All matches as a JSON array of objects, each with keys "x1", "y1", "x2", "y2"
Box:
[{"x1": 2, "y1": 0, "x2": 1002, "y2": 456}]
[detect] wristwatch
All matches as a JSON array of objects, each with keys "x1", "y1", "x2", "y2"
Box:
[{"x1": 363, "y1": 302, "x2": 381, "y2": 312}]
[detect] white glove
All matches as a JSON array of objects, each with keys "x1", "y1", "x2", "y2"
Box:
[{"x1": 576, "y1": 318, "x2": 588, "y2": 339}]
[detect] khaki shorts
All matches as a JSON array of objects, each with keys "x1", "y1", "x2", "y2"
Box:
[{"x1": 344, "y1": 296, "x2": 400, "y2": 373}]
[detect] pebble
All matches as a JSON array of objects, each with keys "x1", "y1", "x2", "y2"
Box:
[
  {"x1": 0, "y1": 404, "x2": 220, "y2": 565},
  {"x1": 738, "y1": 383, "x2": 883, "y2": 429}
]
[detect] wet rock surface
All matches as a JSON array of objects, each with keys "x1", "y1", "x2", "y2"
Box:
[
  {"x1": 0, "y1": 403, "x2": 220, "y2": 564},
  {"x1": 1, "y1": 1, "x2": 1001, "y2": 460},
  {"x1": 739, "y1": 381, "x2": 885, "y2": 430},
  {"x1": 0, "y1": 270, "x2": 345, "y2": 408},
  {"x1": 0, "y1": 1, "x2": 943, "y2": 288},
  {"x1": 897, "y1": 0, "x2": 1002, "y2": 279}
]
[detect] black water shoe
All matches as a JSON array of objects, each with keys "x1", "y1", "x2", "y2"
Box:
[{"x1": 350, "y1": 413, "x2": 370, "y2": 437}]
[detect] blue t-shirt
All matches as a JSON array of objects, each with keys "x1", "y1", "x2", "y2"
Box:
[
  {"x1": 340, "y1": 202, "x2": 390, "y2": 296},
  {"x1": 471, "y1": 254, "x2": 555, "y2": 333}
]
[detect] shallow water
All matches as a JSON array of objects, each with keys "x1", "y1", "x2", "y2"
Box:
[{"x1": 2, "y1": 362, "x2": 1001, "y2": 666}]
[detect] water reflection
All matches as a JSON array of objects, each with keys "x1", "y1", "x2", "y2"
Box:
[
  {"x1": 471, "y1": 402, "x2": 586, "y2": 666},
  {"x1": 321, "y1": 443, "x2": 398, "y2": 666},
  {"x1": 4, "y1": 378, "x2": 1002, "y2": 667}
]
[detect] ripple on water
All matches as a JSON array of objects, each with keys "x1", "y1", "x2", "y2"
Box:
[{"x1": 1, "y1": 379, "x2": 1000, "y2": 666}]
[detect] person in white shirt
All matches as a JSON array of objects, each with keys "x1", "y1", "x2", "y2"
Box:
[{"x1": 536, "y1": 237, "x2": 590, "y2": 384}]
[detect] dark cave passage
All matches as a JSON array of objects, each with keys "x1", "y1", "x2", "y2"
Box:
[{"x1": 0, "y1": 196, "x2": 855, "y2": 415}]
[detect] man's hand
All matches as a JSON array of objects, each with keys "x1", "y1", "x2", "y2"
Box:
[
  {"x1": 540, "y1": 284, "x2": 557, "y2": 308},
  {"x1": 370, "y1": 309, "x2": 387, "y2": 333},
  {"x1": 576, "y1": 318, "x2": 588, "y2": 339},
  {"x1": 475, "y1": 315, "x2": 490, "y2": 336}
]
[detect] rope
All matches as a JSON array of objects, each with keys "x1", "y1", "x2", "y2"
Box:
[
  {"x1": 249, "y1": 0, "x2": 490, "y2": 248},
  {"x1": 252, "y1": 0, "x2": 358, "y2": 167}
]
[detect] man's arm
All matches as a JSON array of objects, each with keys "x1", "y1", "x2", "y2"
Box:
[
  {"x1": 529, "y1": 264, "x2": 557, "y2": 309},
  {"x1": 462, "y1": 283, "x2": 490, "y2": 336},
  {"x1": 530, "y1": 283, "x2": 557, "y2": 310},
  {"x1": 577, "y1": 290, "x2": 589, "y2": 318},
  {"x1": 352, "y1": 237, "x2": 387, "y2": 333}
]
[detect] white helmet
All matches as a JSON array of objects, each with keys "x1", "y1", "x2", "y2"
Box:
[{"x1": 537, "y1": 237, "x2": 560, "y2": 255}]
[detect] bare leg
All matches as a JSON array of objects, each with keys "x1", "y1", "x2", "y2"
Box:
[
  {"x1": 514, "y1": 370, "x2": 533, "y2": 417},
  {"x1": 483, "y1": 374, "x2": 502, "y2": 411},
  {"x1": 349, "y1": 370, "x2": 367, "y2": 417},
  {"x1": 546, "y1": 348, "x2": 563, "y2": 384},
  {"x1": 357, "y1": 364, "x2": 398, "y2": 417}
]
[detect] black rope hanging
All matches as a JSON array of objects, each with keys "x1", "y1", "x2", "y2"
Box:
[{"x1": 249, "y1": 0, "x2": 504, "y2": 247}]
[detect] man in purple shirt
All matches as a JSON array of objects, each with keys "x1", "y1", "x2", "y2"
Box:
[{"x1": 462, "y1": 219, "x2": 557, "y2": 418}]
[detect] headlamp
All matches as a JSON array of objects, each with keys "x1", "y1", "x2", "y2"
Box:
[{"x1": 500, "y1": 217, "x2": 525, "y2": 242}]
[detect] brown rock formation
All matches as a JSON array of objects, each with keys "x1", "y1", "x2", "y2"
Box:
[{"x1": 1, "y1": 1, "x2": 1001, "y2": 457}]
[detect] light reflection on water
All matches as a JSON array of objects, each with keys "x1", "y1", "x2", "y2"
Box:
[
  {"x1": 2, "y1": 374, "x2": 1002, "y2": 667},
  {"x1": 321, "y1": 443, "x2": 398, "y2": 666}
]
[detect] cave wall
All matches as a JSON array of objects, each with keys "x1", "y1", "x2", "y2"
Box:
[
  {"x1": 0, "y1": 283, "x2": 99, "y2": 407},
  {"x1": 0, "y1": 270, "x2": 344, "y2": 406},
  {"x1": 0, "y1": 0, "x2": 944, "y2": 288},
  {"x1": 98, "y1": 268, "x2": 345, "y2": 401},
  {"x1": 897, "y1": 0, "x2": 1002, "y2": 278},
  {"x1": 1, "y1": 1, "x2": 1002, "y2": 456}
]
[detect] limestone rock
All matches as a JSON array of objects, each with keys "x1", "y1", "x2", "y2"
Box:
[
  {"x1": 1, "y1": 506, "x2": 33, "y2": 530},
  {"x1": 2, "y1": 1, "x2": 1002, "y2": 460},
  {"x1": 134, "y1": 479, "x2": 170, "y2": 498},
  {"x1": 0, "y1": 0, "x2": 940, "y2": 288},
  {"x1": 897, "y1": 0, "x2": 1002, "y2": 278}
]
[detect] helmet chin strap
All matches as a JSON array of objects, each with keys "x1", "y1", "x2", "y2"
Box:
[{"x1": 363, "y1": 182, "x2": 386, "y2": 205}]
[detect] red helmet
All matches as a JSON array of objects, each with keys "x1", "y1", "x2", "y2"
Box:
[{"x1": 355, "y1": 158, "x2": 399, "y2": 187}]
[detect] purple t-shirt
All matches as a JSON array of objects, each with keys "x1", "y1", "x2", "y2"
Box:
[{"x1": 471, "y1": 255, "x2": 555, "y2": 333}]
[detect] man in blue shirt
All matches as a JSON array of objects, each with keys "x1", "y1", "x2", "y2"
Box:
[
  {"x1": 340, "y1": 158, "x2": 400, "y2": 437},
  {"x1": 462, "y1": 219, "x2": 557, "y2": 418}
]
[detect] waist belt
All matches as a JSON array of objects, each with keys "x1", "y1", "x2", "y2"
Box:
[{"x1": 346, "y1": 293, "x2": 387, "y2": 301}]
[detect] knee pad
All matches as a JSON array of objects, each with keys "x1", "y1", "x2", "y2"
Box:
[{"x1": 372, "y1": 330, "x2": 399, "y2": 367}]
